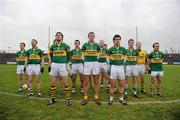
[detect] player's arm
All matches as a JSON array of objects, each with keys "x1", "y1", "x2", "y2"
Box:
[
  {"x1": 145, "y1": 52, "x2": 149, "y2": 64},
  {"x1": 161, "y1": 52, "x2": 164, "y2": 62},
  {"x1": 70, "y1": 50, "x2": 73, "y2": 62},
  {"x1": 124, "y1": 48, "x2": 127, "y2": 64},
  {"x1": 48, "y1": 46, "x2": 53, "y2": 72},
  {"x1": 66, "y1": 44, "x2": 71, "y2": 62},
  {"x1": 24, "y1": 51, "x2": 29, "y2": 73},
  {"x1": 146, "y1": 53, "x2": 151, "y2": 73},
  {"x1": 124, "y1": 48, "x2": 127, "y2": 62},
  {"x1": 82, "y1": 44, "x2": 86, "y2": 60},
  {"x1": 106, "y1": 48, "x2": 111, "y2": 64},
  {"x1": 40, "y1": 50, "x2": 44, "y2": 68}
]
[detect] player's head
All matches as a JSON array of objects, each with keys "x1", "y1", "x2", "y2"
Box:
[
  {"x1": 128, "y1": 39, "x2": 134, "y2": 48},
  {"x1": 74, "y1": 39, "x2": 80, "y2": 48},
  {"x1": 153, "y1": 42, "x2": 160, "y2": 51},
  {"x1": 113, "y1": 34, "x2": 121, "y2": 46},
  {"x1": 88, "y1": 32, "x2": 95, "y2": 42},
  {"x1": 31, "y1": 39, "x2": 37, "y2": 48},
  {"x1": 136, "y1": 42, "x2": 142, "y2": 50},
  {"x1": 99, "y1": 40, "x2": 104, "y2": 48},
  {"x1": 55, "y1": 32, "x2": 63, "y2": 42},
  {"x1": 19, "y1": 42, "x2": 25, "y2": 50}
]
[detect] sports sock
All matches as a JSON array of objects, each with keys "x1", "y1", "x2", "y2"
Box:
[
  {"x1": 65, "y1": 86, "x2": 70, "y2": 99},
  {"x1": 51, "y1": 86, "x2": 56, "y2": 99}
]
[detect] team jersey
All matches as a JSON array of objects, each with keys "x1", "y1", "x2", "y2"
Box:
[
  {"x1": 98, "y1": 47, "x2": 108, "y2": 63},
  {"x1": 149, "y1": 51, "x2": 164, "y2": 71},
  {"x1": 50, "y1": 43, "x2": 70, "y2": 63},
  {"x1": 82, "y1": 41, "x2": 100, "y2": 62},
  {"x1": 70, "y1": 48, "x2": 83, "y2": 63},
  {"x1": 26, "y1": 48, "x2": 43, "y2": 64},
  {"x1": 16, "y1": 50, "x2": 26, "y2": 65},
  {"x1": 125, "y1": 48, "x2": 139, "y2": 65},
  {"x1": 137, "y1": 49, "x2": 148, "y2": 64},
  {"x1": 109, "y1": 46, "x2": 126, "y2": 65}
]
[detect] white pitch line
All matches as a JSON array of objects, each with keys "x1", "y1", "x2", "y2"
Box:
[{"x1": 0, "y1": 91, "x2": 180, "y2": 105}]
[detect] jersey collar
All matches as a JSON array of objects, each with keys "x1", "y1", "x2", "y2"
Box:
[
  {"x1": 32, "y1": 47, "x2": 38, "y2": 50},
  {"x1": 114, "y1": 45, "x2": 120, "y2": 49},
  {"x1": 75, "y1": 47, "x2": 80, "y2": 50},
  {"x1": 56, "y1": 42, "x2": 63, "y2": 46},
  {"x1": 128, "y1": 47, "x2": 134, "y2": 51},
  {"x1": 88, "y1": 41, "x2": 95, "y2": 45}
]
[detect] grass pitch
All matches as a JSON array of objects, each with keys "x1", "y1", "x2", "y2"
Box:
[{"x1": 0, "y1": 64, "x2": 180, "y2": 120}]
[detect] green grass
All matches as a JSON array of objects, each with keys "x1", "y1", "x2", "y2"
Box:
[{"x1": 0, "y1": 64, "x2": 180, "y2": 120}]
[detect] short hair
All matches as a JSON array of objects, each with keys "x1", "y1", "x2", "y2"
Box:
[
  {"x1": 113, "y1": 34, "x2": 121, "y2": 41},
  {"x1": 32, "y1": 39, "x2": 37, "y2": 43},
  {"x1": 153, "y1": 42, "x2": 159, "y2": 48},
  {"x1": 88, "y1": 32, "x2": 95, "y2": 37},
  {"x1": 136, "y1": 41, "x2": 141, "y2": 45},
  {"x1": 20, "y1": 42, "x2": 25, "y2": 47},
  {"x1": 75, "y1": 39, "x2": 80, "y2": 44},
  {"x1": 55, "y1": 32, "x2": 64, "y2": 38},
  {"x1": 128, "y1": 39, "x2": 134, "y2": 43}
]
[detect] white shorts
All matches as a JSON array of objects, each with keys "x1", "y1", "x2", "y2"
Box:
[
  {"x1": 137, "y1": 64, "x2": 146, "y2": 76},
  {"x1": 51, "y1": 62, "x2": 68, "y2": 76},
  {"x1": 99, "y1": 62, "x2": 108, "y2": 73},
  {"x1": 110, "y1": 65, "x2": 125, "y2": 80},
  {"x1": 151, "y1": 71, "x2": 164, "y2": 77},
  {"x1": 17, "y1": 65, "x2": 25, "y2": 75},
  {"x1": 125, "y1": 65, "x2": 138, "y2": 76},
  {"x1": 84, "y1": 62, "x2": 100, "y2": 75},
  {"x1": 27, "y1": 64, "x2": 41, "y2": 76},
  {"x1": 71, "y1": 63, "x2": 84, "y2": 74}
]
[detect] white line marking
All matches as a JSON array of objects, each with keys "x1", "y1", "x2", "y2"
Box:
[{"x1": 0, "y1": 91, "x2": 180, "y2": 105}]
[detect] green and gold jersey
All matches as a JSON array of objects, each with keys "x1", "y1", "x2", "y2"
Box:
[
  {"x1": 26, "y1": 48, "x2": 43, "y2": 64},
  {"x1": 70, "y1": 48, "x2": 83, "y2": 63},
  {"x1": 125, "y1": 49, "x2": 139, "y2": 65},
  {"x1": 149, "y1": 51, "x2": 164, "y2": 71},
  {"x1": 109, "y1": 46, "x2": 126, "y2": 65},
  {"x1": 16, "y1": 50, "x2": 27, "y2": 65},
  {"x1": 82, "y1": 41, "x2": 100, "y2": 62},
  {"x1": 98, "y1": 47, "x2": 108, "y2": 63},
  {"x1": 50, "y1": 43, "x2": 70, "y2": 63}
]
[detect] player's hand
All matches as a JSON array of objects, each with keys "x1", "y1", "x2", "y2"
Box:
[
  {"x1": 41, "y1": 67, "x2": 44, "y2": 73},
  {"x1": 48, "y1": 66, "x2": 51, "y2": 72},
  {"x1": 23, "y1": 67, "x2": 26, "y2": 74},
  {"x1": 146, "y1": 65, "x2": 151, "y2": 74}
]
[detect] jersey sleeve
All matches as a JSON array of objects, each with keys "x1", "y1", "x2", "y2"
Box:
[
  {"x1": 123, "y1": 48, "x2": 127, "y2": 55},
  {"x1": 107, "y1": 48, "x2": 111, "y2": 55},
  {"x1": 40, "y1": 49, "x2": 44, "y2": 58},
  {"x1": 66, "y1": 44, "x2": 71, "y2": 62},
  {"x1": 148, "y1": 52, "x2": 152, "y2": 59},
  {"x1": 70, "y1": 50, "x2": 73, "y2": 61},
  {"x1": 16, "y1": 52, "x2": 19, "y2": 58},
  {"x1": 136, "y1": 49, "x2": 139, "y2": 56},
  {"x1": 161, "y1": 52, "x2": 164, "y2": 59},
  {"x1": 82, "y1": 43, "x2": 86, "y2": 52},
  {"x1": 25, "y1": 50, "x2": 29, "y2": 58},
  {"x1": 97, "y1": 44, "x2": 100, "y2": 52}
]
